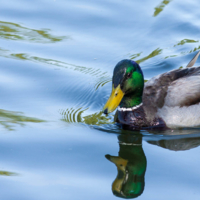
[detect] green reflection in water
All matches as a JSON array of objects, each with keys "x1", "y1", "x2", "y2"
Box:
[
  {"x1": 153, "y1": 0, "x2": 173, "y2": 17},
  {"x1": 94, "y1": 77, "x2": 111, "y2": 91},
  {"x1": 130, "y1": 42, "x2": 200, "y2": 63},
  {"x1": 60, "y1": 108, "x2": 114, "y2": 126},
  {"x1": 106, "y1": 134, "x2": 146, "y2": 199},
  {"x1": 188, "y1": 46, "x2": 200, "y2": 53},
  {"x1": 165, "y1": 45, "x2": 200, "y2": 59},
  {"x1": 174, "y1": 39, "x2": 199, "y2": 47},
  {"x1": 0, "y1": 48, "x2": 108, "y2": 79},
  {"x1": 130, "y1": 52, "x2": 142, "y2": 60},
  {"x1": 105, "y1": 131, "x2": 200, "y2": 199},
  {"x1": 0, "y1": 171, "x2": 18, "y2": 176},
  {"x1": 83, "y1": 111, "x2": 113, "y2": 125},
  {"x1": 164, "y1": 54, "x2": 177, "y2": 59},
  {"x1": 0, "y1": 47, "x2": 111, "y2": 93},
  {"x1": 135, "y1": 48, "x2": 162, "y2": 64},
  {"x1": 0, "y1": 109, "x2": 45, "y2": 131},
  {"x1": 0, "y1": 21, "x2": 67, "y2": 43}
]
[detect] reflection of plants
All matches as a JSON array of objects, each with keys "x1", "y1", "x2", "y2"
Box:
[
  {"x1": 130, "y1": 41, "x2": 200, "y2": 64},
  {"x1": 83, "y1": 111, "x2": 113, "y2": 125},
  {"x1": 168, "y1": 45, "x2": 200, "y2": 58},
  {"x1": 136, "y1": 48, "x2": 162, "y2": 64},
  {"x1": 188, "y1": 46, "x2": 200, "y2": 53},
  {"x1": 174, "y1": 39, "x2": 199, "y2": 47},
  {"x1": 0, "y1": 21, "x2": 109, "y2": 90},
  {"x1": 0, "y1": 21, "x2": 67, "y2": 43},
  {"x1": 130, "y1": 52, "x2": 142, "y2": 60},
  {"x1": 94, "y1": 77, "x2": 111, "y2": 90},
  {"x1": 0, "y1": 171, "x2": 18, "y2": 176},
  {"x1": 0, "y1": 47, "x2": 110, "y2": 93},
  {"x1": 0, "y1": 109, "x2": 45, "y2": 131},
  {"x1": 0, "y1": 48, "x2": 108, "y2": 79},
  {"x1": 130, "y1": 48, "x2": 162, "y2": 64},
  {"x1": 153, "y1": 0, "x2": 173, "y2": 17},
  {"x1": 60, "y1": 108, "x2": 114, "y2": 126}
]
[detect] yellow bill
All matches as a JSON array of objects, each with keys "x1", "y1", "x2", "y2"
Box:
[
  {"x1": 105, "y1": 155, "x2": 128, "y2": 195},
  {"x1": 103, "y1": 84, "x2": 124, "y2": 114},
  {"x1": 105, "y1": 155, "x2": 128, "y2": 170}
]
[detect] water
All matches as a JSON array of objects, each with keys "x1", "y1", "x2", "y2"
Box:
[{"x1": 1, "y1": 0, "x2": 200, "y2": 199}]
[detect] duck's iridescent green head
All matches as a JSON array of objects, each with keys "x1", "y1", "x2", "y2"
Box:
[{"x1": 103, "y1": 60, "x2": 144, "y2": 114}]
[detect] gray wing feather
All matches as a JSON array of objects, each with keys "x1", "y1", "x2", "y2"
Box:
[{"x1": 143, "y1": 66, "x2": 200, "y2": 121}]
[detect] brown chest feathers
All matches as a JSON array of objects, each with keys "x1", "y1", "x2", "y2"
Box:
[{"x1": 115, "y1": 105, "x2": 167, "y2": 130}]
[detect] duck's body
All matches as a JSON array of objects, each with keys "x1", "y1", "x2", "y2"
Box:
[
  {"x1": 116, "y1": 104, "x2": 166, "y2": 130},
  {"x1": 103, "y1": 51, "x2": 200, "y2": 130}
]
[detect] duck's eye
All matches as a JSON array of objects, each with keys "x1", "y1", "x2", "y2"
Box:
[{"x1": 127, "y1": 73, "x2": 131, "y2": 78}]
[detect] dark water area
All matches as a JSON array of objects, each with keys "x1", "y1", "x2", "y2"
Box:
[{"x1": 1, "y1": 0, "x2": 200, "y2": 199}]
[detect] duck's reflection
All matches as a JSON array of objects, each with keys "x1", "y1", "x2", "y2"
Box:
[
  {"x1": 105, "y1": 134, "x2": 146, "y2": 199},
  {"x1": 148, "y1": 135, "x2": 200, "y2": 151},
  {"x1": 106, "y1": 130, "x2": 200, "y2": 199}
]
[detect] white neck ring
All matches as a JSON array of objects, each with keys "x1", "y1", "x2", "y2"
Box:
[{"x1": 117, "y1": 103, "x2": 143, "y2": 112}]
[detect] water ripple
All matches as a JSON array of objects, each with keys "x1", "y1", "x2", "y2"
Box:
[
  {"x1": 94, "y1": 76, "x2": 111, "y2": 91},
  {"x1": 60, "y1": 107, "x2": 116, "y2": 129},
  {"x1": 0, "y1": 48, "x2": 109, "y2": 80}
]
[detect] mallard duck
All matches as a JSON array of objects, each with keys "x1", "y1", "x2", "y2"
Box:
[{"x1": 103, "y1": 51, "x2": 200, "y2": 129}]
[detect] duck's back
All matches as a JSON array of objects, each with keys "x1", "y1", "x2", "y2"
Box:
[
  {"x1": 164, "y1": 71, "x2": 200, "y2": 107},
  {"x1": 143, "y1": 66, "x2": 200, "y2": 128}
]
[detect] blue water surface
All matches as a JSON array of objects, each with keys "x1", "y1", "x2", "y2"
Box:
[{"x1": 0, "y1": 0, "x2": 200, "y2": 199}]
